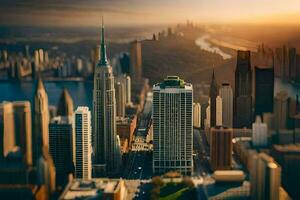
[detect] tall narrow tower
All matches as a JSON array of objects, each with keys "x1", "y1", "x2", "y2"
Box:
[
  {"x1": 210, "y1": 70, "x2": 218, "y2": 127},
  {"x1": 33, "y1": 77, "x2": 50, "y2": 163},
  {"x1": 92, "y1": 21, "x2": 121, "y2": 177}
]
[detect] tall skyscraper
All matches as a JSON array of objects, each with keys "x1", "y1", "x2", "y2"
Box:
[
  {"x1": 153, "y1": 76, "x2": 193, "y2": 175},
  {"x1": 235, "y1": 50, "x2": 253, "y2": 128},
  {"x1": 216, "y1": 96, "x2": 222, "y2": 126},
  {"x1": 13, "y1": 101, "x2": 32, "y2": 165},
  {"x1": 129, "y1": 40, "x2": 142, "y2": 79},
  {"x1": 255, "y1": 66, "x2": 274, "y2": 116},
  {"x1": 115, "y1": 81, "x2": 126, "y2": 117},
  {"x1": 92, "y1": 22, "x2": 121, "y2": 176},
  {"x1": 210, "y1": 126, "x2": 232, "y2": 171},
  {"x1": 219, "y1": 83, "x2": 233, "y2": 128},
  {"x1": 74, "y1": 107, "x2": 92, "y2": 180},
  {"x1": 210, "y1": 70, "x2": 218, "y2": 127},
  {"x1": 33, "y1": 78, "x2": 50, "y2": 163},
  {"x1": 57, "y1": 88, "x2": 74, "y2": 117},
  {"x1": 193, "y1": 102, "x2": 201, "y2": 128},
  {"x1": 49, "y1": 116, "x2": 74, "y2": 186},
  {"x1": 274, "y1": 91, "x2": 289, "y2": 130},
  {"x1": 250, "y1": 153, "x2": 281, "y2": 200},
  {"x1": 0, "y1": 102, "x2": 15, "y2": 159},
  {"x1": 252, "y1": 116, "x2": 268, "y2": 147}
]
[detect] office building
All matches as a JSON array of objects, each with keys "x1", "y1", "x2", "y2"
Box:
[
  {"x1": 74, "y1": 107, "x2": 92, "y2": 180},
  {"x1": 210, "y1": 70, "x2": 218, "y2": 127},
  {"x1": 255, "y1": 66, "x2": 274, "y2": 116},
  {"x1": 153, "y1": 76, "x2": 193, "y2": 175},
  {"x1": 0, "y1": 102, "x2": 15, "y2": 158},
  {"x1": 250, "y1": 153, "x2": 281, "y2": 200},
  {"x1": 205, "y1": 100, "x2": 211, "y2": 128},
  {"x1": 57, "y1": 88, "x2": 74, "y2": 117},
  {"x1": 210, "y1": 126, "x2": 233, "y2": 171},
  {"x1": 92, "y1": 23, "x2": 121, "y2": 177},
  {"x1": 193, "y1": 102, "x2": 201, "y2": 128},
  {"x1": 219, "y1": 83, "x2": 233, "y2": 127},
  {"x1": 235, "y1": 50, "x2": 252, "y2": 128},
  {"x1": 216, "y1": 96, "x2": 222, "y2": 126},
  {"x1": 252, "y1": 116, "x2": 268, "y2": 147},
  {"x1": 129, "y1": 40, "x2": 142, "y2": 79},
  {"x1": 33, "y1": 78, "x2": 50, "y2": 163},
  {"x1": 49, "y1": 116, "x2": 74, "y2": 186},
  {"x1": 115, "y1": 81, "x2": 126, "y2": 117},
  {"x1": 13, "y1": 101, "x2": 32, "y2": 165},
  {"x1": 274, "y1": 91, "x2": 289, "y2": 130}
]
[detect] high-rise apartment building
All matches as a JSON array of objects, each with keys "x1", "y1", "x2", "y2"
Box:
[
  {"x1": 235, "y1": 50, "x2": 253, "y2": 128},
  {"x1": 255, "y1": 66, "x2": 274, "y2": 116},
  {"x1": 57, "y1": 88, "x2": 74, "y2": 117},
  {"x1": 74, "y1": 107, "x2": 92, "y2": 180},
  {"x1": 210, "y1": 126, "x2": 233, "y2": 171},
  {"x1": 153, "y1": 76, "x2": 193, "y2": 175},
  {"x1": 219, "y1": 83, "x2": 233, "y2": 128},
  {"x1": 92, "y1": 23, "x2": 121, "y2": 176},
  {"x1": 49, "y1": 116, "x2": 74, "y2": 186}
]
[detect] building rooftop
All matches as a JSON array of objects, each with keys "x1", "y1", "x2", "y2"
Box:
[
  {"x1": 153, "y1": 76, "x2": 192, "y2": 90},
  {"x1": 50, "y1": 116, "x2": 72, "y2": 124}
]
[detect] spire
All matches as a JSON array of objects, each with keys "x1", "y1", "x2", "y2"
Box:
[
  {"x1": 99, "y1": 17, "x2": 108, "y2": 66},
  {"x1": 36, "y1": 76, "x2": 45, "y2": 91}
]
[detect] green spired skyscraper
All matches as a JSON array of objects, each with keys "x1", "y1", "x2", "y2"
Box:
[{"x1": 92, "y1": 20, "x2": 121, "y2": 177}]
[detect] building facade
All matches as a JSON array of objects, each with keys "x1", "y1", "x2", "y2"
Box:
[
  {"x1": 153, "y1": 76, "x2": 193, "y2": 175},
  {"x1": 210, "y1": 71, "x2": 218, "y2": 127},
  {"x1": 219, "y1": 83, "x2": 233, "y2": 128}
]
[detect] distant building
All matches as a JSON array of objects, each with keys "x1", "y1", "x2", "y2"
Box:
[
  {"x1": 13, "y1": 101, "x2": 32, "y2": 165},
  {"x1": 210, "y1": 71, "x2": 218, "y2": 127},
  {"x1": 205, "y1": 100, "x2": 211, "y2": 128},
  {"x1": 129, "y1": 40, "x2": 142, "y2": 79},
  {"x1": 193, "y1": 103, "x2": 201, "y2": 128},
  {"x1": 115, "y1": 81, "x2": 126, "y2": 117},
  {"x1": 250, "y1": 152, "x2": 281, "y2": 200},
  {"x1": 153, "y1": 76, "x2": 193, "y2": 175},
  {"x1": 0, "y1": 102, "x2": 15, "y2": 158},
  {"x1": 93, "y1": 23, "x2": 122, "y2": 177},
  {"x1": 59, "y1": 178, "x2": 128, "y2": 200},
  {"x1": 74, "y1": 107, "x2": 92, "y2": 180},
  {"x1": 235, "y1": 50, "x2": 252, "y2": 128},
  {"x1": 57, "y1": 88, "x2": 74, "y2": 117},
  {"x1": 216, "y1": 96, "x2": 222, "y2": 126},
  {"x1": 116, "y1": 116, "x2": 137, "y2": 152},
  {"x1": 49, "y1": 116, "x2": 74, "y2": 187},
  {"x1": 252, "y1": 116, "x2": 268, "y2": 147},
  {"x1": 33, "y1": 78, "x2": 50, "y2": 164},
  {"x1": 274, "y1": 91, "x2": 289, "y2": 130},
  {"x1": 255, "y1": 66, "x2": 274, "y2": 116},
  {"x1": 210, "y1": 126, "x2": 233, "y2": 171},
  {"x1": 219, "y1": 83, "x2": 233, "y2": 127}
]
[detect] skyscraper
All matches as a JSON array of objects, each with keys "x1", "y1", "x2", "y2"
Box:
[
  {"x1": 49, "y1": 116, "x2": 74, "y2": 186},
  {"x1": 0, "y1": 102, "x2": 15, "y2": 159},
  {"x1": 255, "y1": 66, "x2": 274, "y2": 116},
  {"x1": 219, "y1": 83, "x2": 233, "y2": 128},
  {"x1": 129, "y1": 40, "x2": 142, "y2": 79},
  {"x1": 13, "y1": 101, "x2": 32, "y2": 165},
  {"x1": 274, "y1": 91, "x2": 289, "y2": 130},
  {"x1": 235, "y1": 50, "x2": 253, "y2": 128},
  {"x1": 250, "y1": 153, "x2": 281, "y2": 200},
  {"x1": 57, "y1": 88, "x2": 74, "y2": 117},
  {"x1": 153, "y1": 76, "x2": 193, "y2": 175},
  {"x1": 210, "y1": 126, "x2": 232, "y2": 171},
  {"x1": 252, "y1": 116, "x2": 268, "y2": 147},
  {"x1": 193, "y1": 102, "x2": 201, "y2": 128},
  {"x1": 74, "y1": 107, "x2": 92, "y2": 180},
  {"x1": 33, "y1": 78, "x2": 50, "y2": 163},
  {"x1": 92, "y1": 22, "x2": 121, "y2": 176},
  {"x1": 210, "y1": 70, "x2": 218, "y2": 127},
  {"x1": 115, "y1": 81, "x2": 126, "y2": 117},
  {"x1": 216, "y1": 96, "x2": 222, "y2": 126}
]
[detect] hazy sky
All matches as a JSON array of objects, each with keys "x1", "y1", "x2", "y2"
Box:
[{"x1": 1, "y1": 0, "x2": 300, "y2": 26}]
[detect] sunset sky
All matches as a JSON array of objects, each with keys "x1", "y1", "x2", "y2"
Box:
[{"x1": 1, "y1": 0, "x2": 300, "y2": 26}]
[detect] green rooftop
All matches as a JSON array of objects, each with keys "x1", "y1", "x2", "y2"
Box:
[{"x1": 160, "y1": 76, "x2": 185, "y2": 88}]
